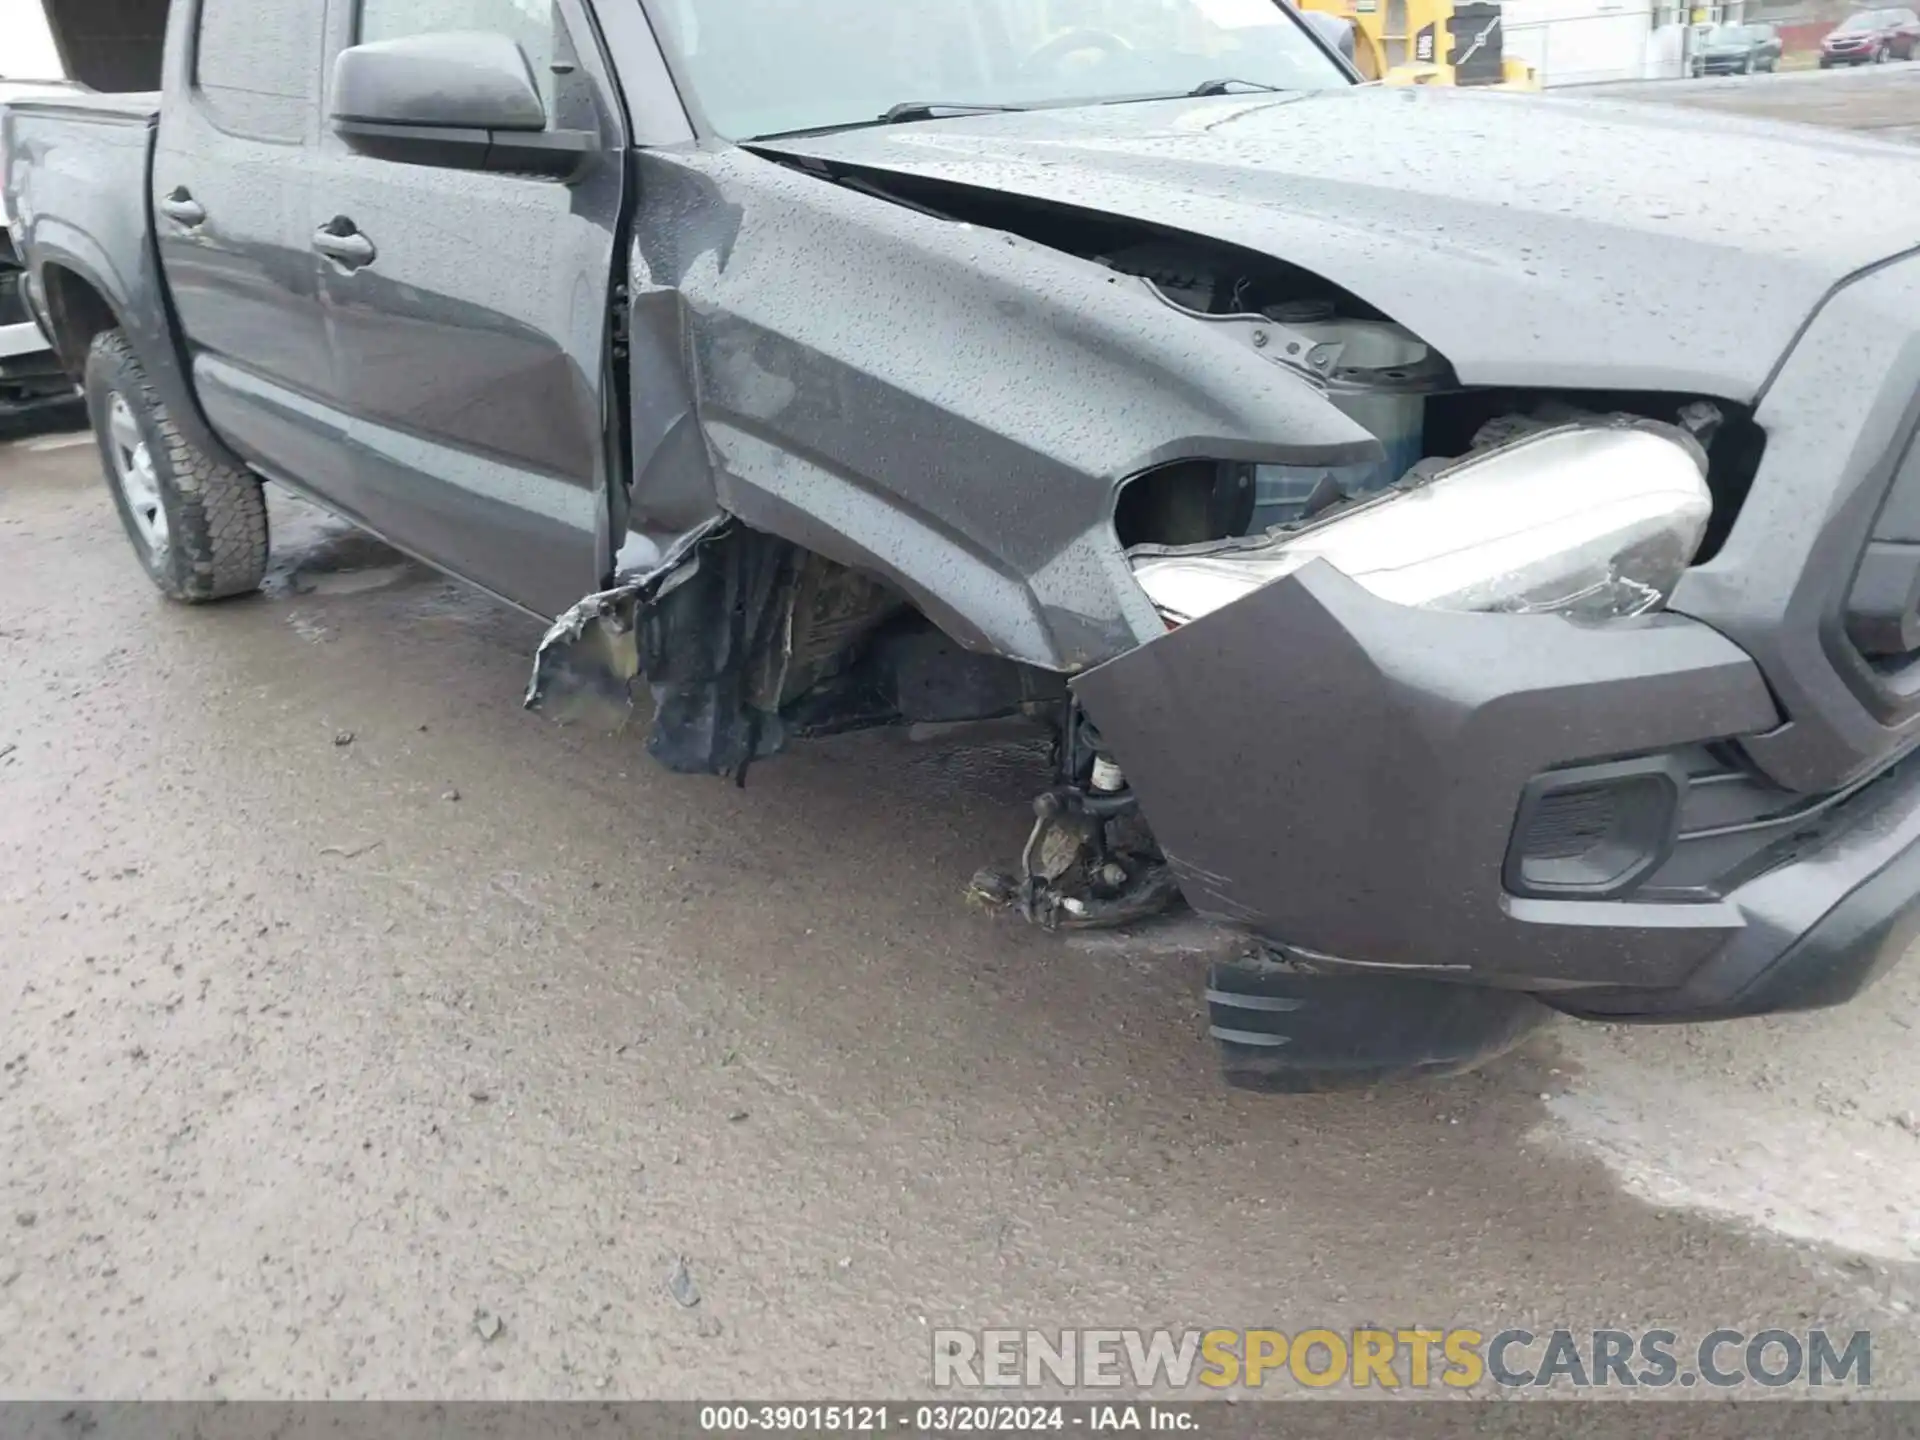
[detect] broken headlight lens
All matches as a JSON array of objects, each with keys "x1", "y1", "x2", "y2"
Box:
[{"x1": 1130, "y1": 423, "x2": 1713, "y2": 626}]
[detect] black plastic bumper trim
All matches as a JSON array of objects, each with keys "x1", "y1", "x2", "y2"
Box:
[
  {"x1": 1504, "y1": 755, "x2": 1686, "y2": 900},
  {"x1": 1562, "y1": 749, "x2": 1920, "y2": 1020}
]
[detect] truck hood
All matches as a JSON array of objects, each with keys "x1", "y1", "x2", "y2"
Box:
[{"x1": 758, "y1": 87, "x2": 1920, "y2": 399}]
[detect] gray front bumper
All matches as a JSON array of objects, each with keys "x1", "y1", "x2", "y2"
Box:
[
  {"x1": 1073, "y1": 563, "x2": 1920, "y2": 1015},
  {"x1": 1071, "y1": 561, "x2": 1786, "y2": 999}
]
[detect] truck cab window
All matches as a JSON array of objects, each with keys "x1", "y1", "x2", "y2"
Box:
[{"x1": 195, "y1": 0, "x2": 324, "y2": 141}]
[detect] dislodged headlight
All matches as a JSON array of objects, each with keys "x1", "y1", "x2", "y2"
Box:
[{"x1": 1130, "y1": 422, "x2": 1712, "y2": 626}]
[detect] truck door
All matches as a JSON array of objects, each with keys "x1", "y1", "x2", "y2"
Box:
[
  {"x1": 152, "y1": 0, "x2": 344, "y2": 497},
  {"x1": 309, "y1": 0, "x2": 625, "y2": 619}
]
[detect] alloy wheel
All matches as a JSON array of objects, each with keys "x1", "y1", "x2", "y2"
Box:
[{"x1": 107, "y1": 390, "x2": 168, "y2": 556}]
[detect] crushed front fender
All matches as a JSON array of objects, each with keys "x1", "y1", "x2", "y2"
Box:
[
  {"x1": 524, "y1": 519, "x2": 722, "y2": 735},
  {"x1": 526, "y1": 519, "x2": 904, "y2": 779}
]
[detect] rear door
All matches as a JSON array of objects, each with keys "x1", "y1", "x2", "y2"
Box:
[
  {"x1": 153, "y1": 0, "x2": 343, "y2": 494},
  {"x1": 309, "y1": 0, "x2": 626, "y2": 618}
]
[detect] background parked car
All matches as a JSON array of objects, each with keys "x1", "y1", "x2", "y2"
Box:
[
  {"x1": 0, "y1": 79, "x2": 81, "y2": 428},
  {"x1": 1693, "y1": 21, "x2": 1782, "y2": 74},
  {"x1": 1820, "y1": 7, "x2": 1920, "y2": 65},
  {"x1": 0, "y1": 2, "x2": 81, "y2": 429}
]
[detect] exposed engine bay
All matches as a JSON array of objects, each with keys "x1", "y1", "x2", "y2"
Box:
[{"x1": 531, "y1": 218, "x2": 1765, "y2": 933}]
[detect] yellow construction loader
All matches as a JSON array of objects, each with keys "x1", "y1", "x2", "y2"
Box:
[{"x1": 1300, "y1": 0, "x2": 1540, "y2": 88}]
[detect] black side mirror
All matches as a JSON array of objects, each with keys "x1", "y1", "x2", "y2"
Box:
[{"x1": 331, "y1": 31, "x2": 593, "y2": 179}]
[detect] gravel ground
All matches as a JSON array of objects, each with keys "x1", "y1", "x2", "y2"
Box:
[
  {"x1": 1585, "y1": 56, "x2": 1920, "y2": 143},
  {"x1": 4, "y1": 431, "x2": 1919, "y2": 1400}
]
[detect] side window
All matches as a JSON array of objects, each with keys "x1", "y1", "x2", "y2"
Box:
[
  {"x1": 195, "y1": 0, "x2": 324, "y2": 142},
  {"x1": 358, "y1": 0, "x2": 568, "y2": 113}
]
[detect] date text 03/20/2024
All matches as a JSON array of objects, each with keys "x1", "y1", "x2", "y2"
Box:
[{"x1": 698, "y1": 1405, "x2": 1191, "y2": 1432}]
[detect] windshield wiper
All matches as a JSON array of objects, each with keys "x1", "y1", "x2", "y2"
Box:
[
  {"x1": 879, "y1": 101, "x2": 1028, "y2": 124},
  {"x1": 1185, "y1": 77, "x2": 1285, "y2": 96},
  {"x1": 750, "y1": 87, "x2": 1269, "y2": 145},
  {"x1": 744, "y1": 102, "x2": 1029, "y2": 143},
  {"x1": 1094, "y1": 79, "x2": 1293, "y2": 110}
]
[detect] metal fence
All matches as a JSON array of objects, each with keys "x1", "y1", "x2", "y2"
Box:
[{"x1": 1498, "y1": 6, "x2": 1688, "y2": 87}]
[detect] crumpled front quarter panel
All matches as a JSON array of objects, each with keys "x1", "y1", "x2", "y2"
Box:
[{"x1": 626, "y1": 147, "x2": 1375, "y2": 671}]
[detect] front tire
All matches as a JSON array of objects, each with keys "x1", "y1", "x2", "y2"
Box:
[{"x1": 84, "y1": 329, "x2": 267, "y2": 601}]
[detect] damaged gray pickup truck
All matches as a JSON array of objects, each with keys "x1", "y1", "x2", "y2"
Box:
[{"x1": 10, "y1": 0, "x2": 1920, "y2": 1090}]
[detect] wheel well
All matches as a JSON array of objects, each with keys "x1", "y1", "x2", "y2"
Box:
[{"x1": 39, "y1": 264, "x2": 121, "y2": 376}]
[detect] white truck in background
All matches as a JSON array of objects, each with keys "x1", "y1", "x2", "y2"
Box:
[{"x1": 0, "y1": 0, "x2": 78, "y2": 424}]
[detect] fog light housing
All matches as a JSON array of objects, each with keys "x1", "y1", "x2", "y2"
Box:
[
  {"x1": 1130, "y1": 421, "x2": 1712, "y2": 626},
  {"x1": 1505, "y1": 757, "x2": 1686, "y2": 900}
]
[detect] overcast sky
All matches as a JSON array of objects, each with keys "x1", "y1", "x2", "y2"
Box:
[{"x1": 1, "y1": 0, "x2": 63, "y2": 80}]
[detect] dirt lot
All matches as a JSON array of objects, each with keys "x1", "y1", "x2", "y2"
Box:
[
  {"x1": 4, "y1": 69, "x2": 1920, "y2": 1402},
  {"x1": 1588, "y1": 56, "x2": 1920, "y2": 142}
]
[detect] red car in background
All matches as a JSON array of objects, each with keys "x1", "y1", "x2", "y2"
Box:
[{"x1": 1820, "y1": 7, "x2": 1920, "y2": 64}]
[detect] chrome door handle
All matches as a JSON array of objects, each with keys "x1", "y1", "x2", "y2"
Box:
[
  {"x1": 159, "y1": 190, "x2": 206, "y2": 227},
  {"x1": 313, "y1": 222, "x2": 376, "y2": 269}
]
